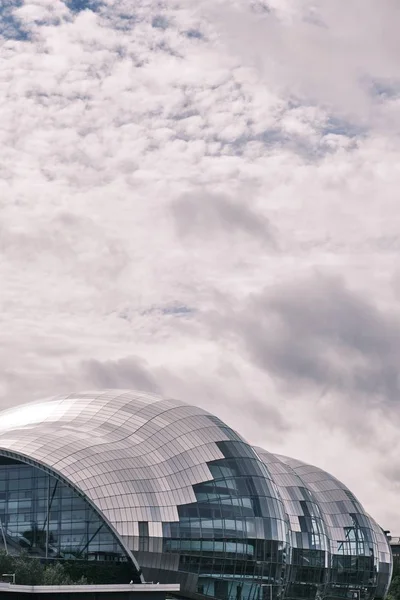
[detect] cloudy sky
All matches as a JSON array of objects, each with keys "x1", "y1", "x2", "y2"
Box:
[{"x1": 2, "y1": 0, "x2": 400, "y2": 530}]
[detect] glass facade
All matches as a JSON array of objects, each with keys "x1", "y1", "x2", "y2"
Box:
[
  {"x1": 285, "y1": 456, "x2": 391, "y2": 600},
  {"x1": 256, "y1": 451, "x2": 392, "y2": 600},
  {"x1": 0, "y1": 390, "x2": 392, "y2": 600},
  {"x1": 256, "y1": 449, "x2": 330, "y2": 600},
  {"x1": 0, "y1": 456, "x2": 132, "y2": 563},
  {"x1": 163, "y1": 440, "x2": 289, "y2": 600}
]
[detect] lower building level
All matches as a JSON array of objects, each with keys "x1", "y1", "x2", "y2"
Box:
[{"x1": 0, "y1": 583, "x2": 180, "y2": 600}]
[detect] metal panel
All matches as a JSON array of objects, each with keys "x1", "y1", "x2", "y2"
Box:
[{"x1": 0, "y1": 390, "x2": 392, "y2": 600}]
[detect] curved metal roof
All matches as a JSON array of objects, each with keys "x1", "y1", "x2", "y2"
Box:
[
  {"x1": 0, "y1": 390, "x2": 392, "y2": 599},
  {"x1": 0, "y1": 391, "x2": 287, "y2": 559},
  {"x1": 255, "y1": 448, "x2": 392, "y2": 597}
]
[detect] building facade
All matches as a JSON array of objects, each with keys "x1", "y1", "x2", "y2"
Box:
[
  {"x1": 388, "y1": 537, "x2": 400, "y2": 561},
  {"x1": 0, "y1": 390, "x2": 392, "y2": 600}
]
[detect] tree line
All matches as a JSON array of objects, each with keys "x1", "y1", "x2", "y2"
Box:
[{"x1": 0, "y1": 551, "x2": 135, "y2": 586}]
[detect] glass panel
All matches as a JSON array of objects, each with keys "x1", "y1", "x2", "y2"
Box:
[
  {"x1": 0, "y1": 458, "x2": 132, "y2": 566},
  {"x1": 162, "y1": 440, "x2": 289, "y2": 600}
]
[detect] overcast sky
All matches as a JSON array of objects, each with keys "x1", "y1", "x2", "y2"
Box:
[{"x1": 2, "y1": 0, "x2": 400, "y2": 531}]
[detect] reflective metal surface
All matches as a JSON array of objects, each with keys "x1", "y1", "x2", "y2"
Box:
[
  {"x1": 0, "y1": 391, "x2": 392, "y2": 600},
  {"x1": 256, "y1": 449, "x2": 392, "y2": 600}
]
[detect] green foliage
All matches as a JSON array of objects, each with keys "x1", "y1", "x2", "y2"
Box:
[
  {"x1": 388, "y1": 560, "x2": 400, "y2": 600},
  {"x1": 0, "y1": 551, "x2": 135, "y2": 586},
  {"x1": 42, "y1": 562, "x2": 73, "y2": 585},
  {"x1": 42, "y1": 561, "x2": 88, "y2": 585},
  {"x1": 0, "y1": 549, "x2": 14, "y2": 575},
  {"x1": 0, "y1": 551, "x2": 87, "y2": 586},
  {"x1": 13, "y1": 552, "x2": 43, "y2": 585}
]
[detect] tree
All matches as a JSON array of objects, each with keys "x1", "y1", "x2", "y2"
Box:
[
  {"x1": 42, "y1": 562, "x2": 73, "y2": 585},
  {"x1": 13, "y1": 552, "x2": 43, "y2": 585},
  {"x1": 387, "y1": 560, "x2": 400, "y2": 600},
  {"x1": 0, "y1": 550, "x2": 14, "y2": 575},
  {"x1": 0, "y1": 552, "x2": 88, "y2": 585}
]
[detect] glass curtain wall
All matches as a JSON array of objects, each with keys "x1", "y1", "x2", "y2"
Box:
[
  {"x1": 278, "y1": 458, "x2": 380, "y2": 600},
  {"x1": 256, "y1": 450, "x2": 331, "y2": 600},
  {"x1": 163, "y1": 441, "x2": 289, "y2": 600},
  {"x1": 0, "y1": 456, "x2": 130, "y2": 563}
]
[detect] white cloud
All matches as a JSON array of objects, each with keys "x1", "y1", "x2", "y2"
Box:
[
  {"x1": 208, "y1": 0, "x2": 400, "y2": 128},
  {"x1": 1, "y1": 0, "x2": 400, "y2": 531}
]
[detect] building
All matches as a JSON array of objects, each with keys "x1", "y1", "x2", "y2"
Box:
[
  {"x1": 388, "y1": 537, "x2": 400, "y2": 560},
  {"x1": 0, "y1": 390, "x2": 392, "y2": 600}
]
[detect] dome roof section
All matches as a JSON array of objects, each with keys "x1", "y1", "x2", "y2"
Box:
[
  {"x1": 256, "y1": 447, "x2": 392, "y2": 599},
  {"x1": 0, "y1": 390, "x2": 391, "y2": 600},
  {"x1": 0, "y1": 390, "x2": 286, "y2": 547}
]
